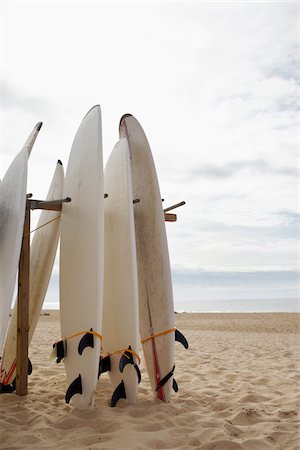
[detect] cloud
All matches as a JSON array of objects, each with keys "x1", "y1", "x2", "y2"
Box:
[
  {"x1": 171, "y1": 268, "x2": 299, "y2": 288},
  {"x1": 189, "y1": 159, "x2": 298, "y2": 179},
  {"x1": 1, "y1": 80, "x2": 53, "y2": 118}
]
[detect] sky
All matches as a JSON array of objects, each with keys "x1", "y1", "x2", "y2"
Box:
[{"x1": 1, "y1": 1, "x2": 299, "y2": 309}]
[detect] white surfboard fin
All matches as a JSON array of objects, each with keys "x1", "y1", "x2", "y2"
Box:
[
  {"x1": 175, "y1": 329, "x2": 189, "y2": 349},
  {"x1": 65, "y1": 374, "x2": 82, "y2": 404},
  {"x1": 155, "y1": 365, "x2": 175, "y2": 392},
  {"x1": 98, "y1": 355, "x2": 111, "y2": 378},
  {"x1": 52, "y1": 340, "x2": 67, "y2": 363},
  {"x1": 172, "y1": 378, "x2": 178, "y2": 393},
  {"x1": 78, "y1": 328, "x2": 94, "y2": 355},
  {"x1": 119, "y1": 347, "x2": 141, "y2": 383},
  {"x1": 111, "y1": 380, "x2": 126, "y2": 407}
]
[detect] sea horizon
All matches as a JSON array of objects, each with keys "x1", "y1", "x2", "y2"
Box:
[{"x1": 42, "y1": 297, "x2": 300, "y2": 313}]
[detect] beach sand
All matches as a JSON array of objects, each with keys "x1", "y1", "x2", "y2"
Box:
[{"x1": 0, "y1": 312, "x2": 299, "y2": 449}]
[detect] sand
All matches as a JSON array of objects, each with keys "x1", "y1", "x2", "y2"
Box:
[{"x1": 0, "y1": 312, "x2": 299, "y2": 450}]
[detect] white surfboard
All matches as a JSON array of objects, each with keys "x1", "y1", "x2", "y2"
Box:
[
  {"x1": 0, "y1": 122, "x2": 42, "y2": 355},
  {"x1": 119, "y1": 114, "x2": 188, "y2": 402},
  {"x1": 59, "y1": 105, "x2": 104, "y2": 409},
  {"x1": 102, "y1": 138, "x2": 140, "y2": 407},
  {"x1": 0, "y1": 160, "x2": 64, "y2": 390}
]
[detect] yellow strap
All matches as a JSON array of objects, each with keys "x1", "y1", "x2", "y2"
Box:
[
  {"x1": 101, "y1": 348, "x2": 141, "y2": 365},
  {"x1": 53, "y1": 329, "x2": 103, "y2": 346},
  {"x1": 141, "y1": 327, "x2": 176, "y2": 344},
  {"x1": 24, "y1": 216, "x2": 61, "y2": 237}
]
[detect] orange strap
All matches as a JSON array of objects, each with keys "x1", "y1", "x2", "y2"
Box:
[
  {"x1": 53, "y1": 329, "x2": 103, "y2": 346},
  {"x1": 101, "y1": 348, "x2": 141, "y2": 365},
  {"x1": 141, "y1": 327, "x2": 176, "y2": 344}
]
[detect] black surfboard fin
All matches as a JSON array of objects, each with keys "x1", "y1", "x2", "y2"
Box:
[
  {"x1": 53, "y1": 339, "x2": 67, "y2": 363},
  {"x1": 155, "y1": 365, "x2": 175, "y2": 391},
  {"x1": 28, "y1": 358, "x2": 32, "y2": 375},
  {"x1": 173, "y1": 378, "x2": 178, "y2": 393},
  {"x1": 65, "y1": 374, "x2": 82, "y2": 404},
  {"x1": 111, "y1": 380, "x2": 126, "y2": 407},
  {"x1": 78, "y1": 329, "x2": 94, "y2": 355},
  {"x1": 0, "y1": 383, "x2": 15, "y2": 394},
  {"x1": 98, "y1": 355, "x2": 111, "y2": 378},
  {"x1": 119, "y1": 346, "x2": 134, "y2": 372},
  {"x1": 119, "y1": 346, "x2": 141, "y2": 383},
  {"x1": 134, "y1": 363, "x2": 141, "y2": 384},
  {"x1": 175, "y1": 329, "x2": 189, "y2": 349}
]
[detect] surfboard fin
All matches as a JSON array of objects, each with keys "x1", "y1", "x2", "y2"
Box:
[
  {"x1": 111, "y1": 380, "x2": 126, "y2": 407},
  {"x1": 65, "y1": 374, "x2": 82, "y2": 404},
  {"x1": 155, "y1": 365, "x2": 175, "y2": 391},
  {"x1": 78, "y1": 328, "x2": 94, "y2": 355},
  {"x1": 134, "y1": 364, "x2": 141, "y2": 384},
  {"x1": 0, "y1": 383, "x2": 15, "y2": 394},
  {"x1": 28, "y1": 358, "x2": 32, "y2": 375},
  {"x1": 98, "y1": 355, "x2": 111, "y2": 378},
  {"x1": 175, "y1": 329, "x2": 189, "y2": 349},
  {"x1": 119, "y1": 347, "x2": 141, "y2": 383},
  {"x1": 119, "y1": 346, "x2": 134, "y2": 371},
  {"x1": 173, "y1": 378, "x2": 178, "y2": 393},
  {"x1": 0, "y1": 359, "x2": 32, "y2": 394},
  {"x1": 52, "y1": 339, "x2": 67, "y2": 363}
]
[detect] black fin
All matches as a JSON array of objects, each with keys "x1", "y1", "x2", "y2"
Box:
[
  {"x1": 53, "y1": 339, "x2": 67, "y2": 363},
  {"x1": 111, "y1": 380, "x2": 126, "y2": 407},
  {"x1": 0, "y1": 383, "x2": 15, "y2": 394},
  {"x1": 119, "y1": 346, "x2": 134, "y2": 372},
  {"x1": 173, "y1": 378, "x2": 178, "y2": 393},
  {"x1": 28, "y1": 358, "x2": 32, "y2": 375},
  {"x1": 98, "y1": 356, "x2": 111, "y2": 378},
  {"x1": 134, "y1": 363, "x2": 141, "y2": 384},
  {"x1": 65, "y1": 374, "x2": 82, "y2": 404},
  {"x1": 78, "y1": 329, "x2": 94, "y2": 355},
  {"x1": 119, "y1": 347, "x2": 141, "y2": 383},
  {"x1": 175, "y1": 329, "x2": 189, "y2": 349},
  {"x1": 156, "y1": 365, "x2": 175, "y2": 391}
]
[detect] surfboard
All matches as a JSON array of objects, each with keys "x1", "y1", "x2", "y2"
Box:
[
  {"x1": 0, "y1": 122, "x2": 42, "y2": 356},
  {"x1": 0, "y1": 160, "x2": 64, "y2": 391},
  {"x1": 58, "y1": 105, "x2": 104, "y2": 409},
  {"x1": 101, "y1": 138, "x2": 140, "y2": 407},
  {"x1": 119, "y1": 114, "x2": 188, "y2": 402}
]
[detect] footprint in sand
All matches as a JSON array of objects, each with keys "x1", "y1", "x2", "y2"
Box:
[
  {"x1": 223, "y1": 422, "x2": 243, "y2": 438},
  {"x1": 230, "y1": 408, "x2": 262, "y2": 426},
  {"x1": 278, "y1": 409, "x2": 298, "y2": 419},
  {"x1": 199, "y1": 439, "x2": 243, "y2": 450},
  {"x1": 239, "y1": 394, "x2": 270, "y2": 403}
]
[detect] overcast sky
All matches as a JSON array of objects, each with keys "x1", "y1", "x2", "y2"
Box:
[{"x1": 1, "y1": 1, "x2": 299, "y2": 307}]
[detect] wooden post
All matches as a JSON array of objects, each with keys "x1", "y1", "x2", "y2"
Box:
[
  {"x1": 163, "y1": 201, "x2": 186, "y2": 213},
  {"x1": 164, "y1": 213, "x2": 177, "y2": 222},
  {"x1": 16, "y1": 199, "x2": 30, "y2": 395}
]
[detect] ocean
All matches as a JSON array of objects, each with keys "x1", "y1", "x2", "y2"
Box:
[
  {"x1": 43, "y1": 296, "x2": 300, "y2": 313},
  {"x1": 174, "y1": 297, "x2": 300, "y2": 313}
]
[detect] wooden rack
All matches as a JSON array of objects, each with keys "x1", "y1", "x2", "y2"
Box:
[
  {"x1": 15, "y1": 197, "x2": 184, "y2": 395},
  {"x1": 16, "y1": 196, "x2": 71, "y2": 395}
]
